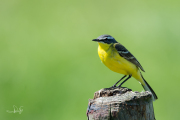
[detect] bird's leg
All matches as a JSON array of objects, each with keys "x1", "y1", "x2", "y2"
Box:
[
  {"x1": 117, "y1": 75, "x2": 132, "y2": 88},
  {"x1": 111, "y1": 75, "x2": 127, "y2": 88},
  {"x1": 104, "y1": 75, "x2": 127, "y2": 90}
]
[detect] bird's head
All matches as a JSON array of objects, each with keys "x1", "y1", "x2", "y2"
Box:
[{"x1": 92, "y1": 35, "x2": 118, "y2": 44}]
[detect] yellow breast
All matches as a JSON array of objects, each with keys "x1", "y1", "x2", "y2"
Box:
[{"x1": 98, "y1": 43, "x2": 139, "y2": 77}]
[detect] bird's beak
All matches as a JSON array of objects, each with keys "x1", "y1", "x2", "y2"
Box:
[{"x1": 92, "y1": 39, "x2": 99, "y2": 42}]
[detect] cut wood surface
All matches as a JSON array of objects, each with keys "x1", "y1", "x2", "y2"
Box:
[{"x1": 86, "y1": 87, "x2": 155, "y2": 120}]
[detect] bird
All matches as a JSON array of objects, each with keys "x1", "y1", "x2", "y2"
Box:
[{"x1": 92, "y1": 34, "x2": 158, "y2": 101}]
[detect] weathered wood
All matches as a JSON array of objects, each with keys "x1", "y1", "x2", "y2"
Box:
[{"x1": 87, "y1": 87, "x2": 155, "y2": 120}]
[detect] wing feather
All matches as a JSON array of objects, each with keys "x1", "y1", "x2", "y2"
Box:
[{"x1": 114, "y1": 43, "x2": 145, "y2": 72}]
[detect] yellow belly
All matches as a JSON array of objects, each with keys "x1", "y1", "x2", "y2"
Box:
[{"x1": 98, "y1": 45, "x2": 143, "y2": 83}]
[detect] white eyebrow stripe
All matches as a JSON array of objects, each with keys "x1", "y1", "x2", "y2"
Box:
[
  {"x1": 98, "y1": 36, "x2": 114, "y2": 40},
  {"x1": 107, "y1": 36, "x2": 114, "y2": 39}
]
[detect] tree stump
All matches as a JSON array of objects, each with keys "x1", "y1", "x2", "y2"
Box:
[{"x1": 86, "y1": 87, "x2": 155, "y2": 120}]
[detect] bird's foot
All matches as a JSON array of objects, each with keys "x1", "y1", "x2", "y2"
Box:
[
  {"x1": 104, "y1": 85, "x2": 117, "y2": 90},
  {"x1": 110, "y1": 85, "x2": 117, "y2": 88},
  {"x1": 104, "y1": 84, "x2": 122, "y2": 90}
]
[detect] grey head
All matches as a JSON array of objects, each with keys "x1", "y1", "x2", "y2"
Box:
[{"x1": 92, "y1": 34, "x2": 118, "y2": 44}]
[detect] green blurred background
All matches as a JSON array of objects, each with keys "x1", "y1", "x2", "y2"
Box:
[{"x1": 0, "y1": 0, "x2": 180, "y2": 120}]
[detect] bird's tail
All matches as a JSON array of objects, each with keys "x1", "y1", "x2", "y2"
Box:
[{"x1": 140, "y1": 73, "x2": 158, "y2": 101}]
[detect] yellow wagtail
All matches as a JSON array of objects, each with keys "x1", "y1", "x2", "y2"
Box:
[{"x1": 92, "y1": 34, "x2": 158, "y2": 101}]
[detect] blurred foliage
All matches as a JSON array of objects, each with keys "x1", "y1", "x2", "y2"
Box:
[{"x1": 0, "y1": 0, "x2": 180, "y2": 120}]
